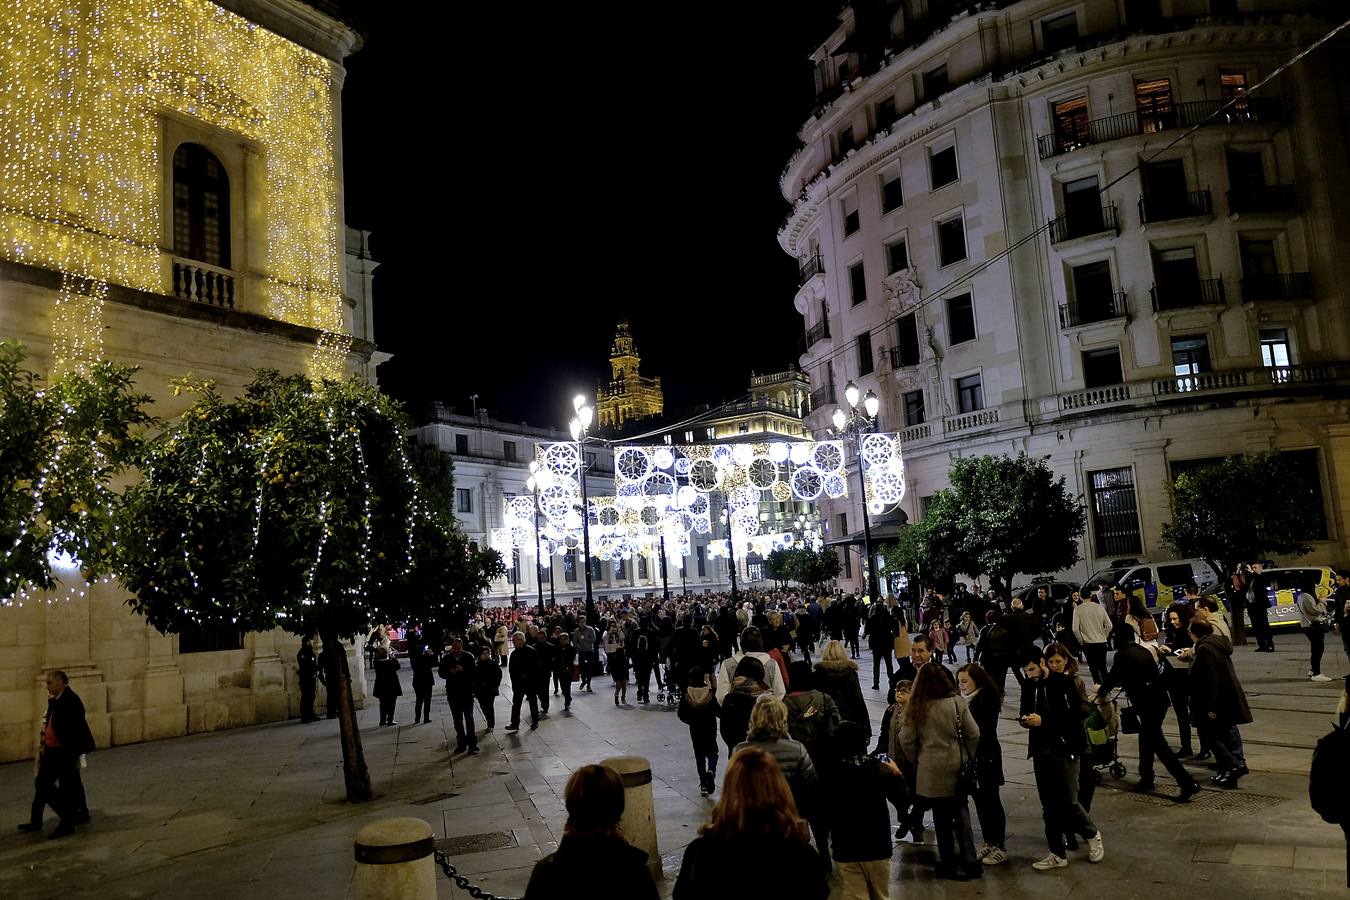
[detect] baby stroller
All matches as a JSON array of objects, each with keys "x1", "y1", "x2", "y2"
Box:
[{"x1": 1084, "y1": 688, "x2": 1127, "y2": 783}]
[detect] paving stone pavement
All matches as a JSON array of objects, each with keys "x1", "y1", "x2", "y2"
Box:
[{"x1": 1, "y1": 635, "x2": 1347, "y2": 899}]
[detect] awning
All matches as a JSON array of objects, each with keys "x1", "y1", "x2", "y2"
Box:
[{"x1": 825, "y1": 508, "x2": 909, "y2": 546}]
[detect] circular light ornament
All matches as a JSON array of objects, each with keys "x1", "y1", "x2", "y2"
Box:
[
  {"x1": 791, "y1": 466, "x2": 824, "y2": 500},
  {"x1": 789, "y1": 442, "x2": 812, "y2": 465},
  {"x1": 868, "y1": 499, "x2": 887, "y2": 515},
  {"x1": 870, "y1": 470, "x2": 906, "y2": 504},
  {"x1": 731, "y1": 485, "x2": 759, "y2": 509},
  {"x1": 689, "y1": 459, "x2": 721, "y2": 491},
  {"x1": 731, "y1": 444, "x2": 754, "y2": 467},
  {"x1": 886, "y1": 456, "x2": 905, "y2": 476},
  {"x1": 616, "y1": 447, "x2": 652, "y2": 482},
  {"x1": 770, "y1": 481, "x2": 791, "y2": 502},
  {"x1": 676, "y1": 485, "x2": 698, "y2": 508},
  {"x1": 747, "y1": 457, "x2": 778, "y2": 489},
  {"x1": 563, "y1": 534, "x2": 580, "y2": 550},
  {"x1": 812, "y1": 442, "x2": 844, "y2": 473},
  {"x1": 508, "y1": 496, "x2": 535, "y2": 521},
  {"x1": 768, "y1": 442, "x2": 790, "y2": 464},
  {"x1": 823, "y1": 473, "x2": 848, "y2": 498},
  {"x1": 688, "y1": 493, "x2": 710, "y2": 517},
  {"x1": 860, "y1": 433, "x2": 894, "y2": 466},
  {"x1": 640, "y1": 507, "x2": 661, "y2": 526},
  {"x1": 652, "y1": 447, "x2": 675, "y2": 470},
  {"x1": 711, "y1": 445, "x2": 733, "y2": 467},
  {"x1": 544, "y1": 442, "x2": 579, "y2": 475},
  {"x1": 641, "y1": 471, "x2": 677, "y2": 499},
  {"x1": 673, "y1": 457, "x2": 692, "y2": 476}
]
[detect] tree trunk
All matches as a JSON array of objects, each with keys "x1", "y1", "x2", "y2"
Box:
[{"x1": 320, "y1": 624, "x2": 372, "y2": 803}]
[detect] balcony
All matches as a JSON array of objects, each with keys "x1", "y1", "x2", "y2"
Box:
[
  {"x1": 1240, "y1": 272, "x2": 1313, "y2": 303},
  {"x1": 172, "y1": 258, "x2": 235, "y2": 308},
  {"x1": 1139, "y1": 189, "x2": 1212, "y2": 225},
  {"x1": 801, "y1": 321, "x2": 831, "y2": 354},
  {"x1": 942, "y1": 408, "x2": 999, "y2": 435},
  {"x1": 1051, "y1": 364, "x2": 1350, "y2": 418},
  {"x1": 1036, "y1": 98, "x2": 1284, "y2": 161},
  {"x1": 798, "y1": 251, "x2": 825, "y2": 287},
  {"x1": 1048, "y1": 205, "x2": 1118, "y2": 244},
  {"x1": 1060, "y1": 292, "x2": 1128, "y2": 328},
  {"x1": 887, "y1": 347, "x2": 921, "y2": 370},
  {"x1": 1228, "y1": 184, "x2": 1297, "y2": 216},
  {"x1": 899, "y1": 422, "x2": 932, "y2": 443},
  {"x1": 1058, "y1": 383, "x2": 1139, "y2": 413},
  {"x1": 809, "y1": 384, "x2": 834, "y2": 410},
  {"x1": 1150, "y1": 277, "x2": 1224, "y2": 313}
]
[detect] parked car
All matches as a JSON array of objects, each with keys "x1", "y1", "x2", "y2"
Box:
[
  {"x1": 1258, "y1": 566, "x2": 1338, "y2": 629},
  {"x1": 1082, "y1": 559, "x2": 1220, "y2": 616}
]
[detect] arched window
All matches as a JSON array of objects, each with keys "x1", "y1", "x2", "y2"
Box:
[{"x1": 173, "y1": 143, "x2": 230, "y2": 268}]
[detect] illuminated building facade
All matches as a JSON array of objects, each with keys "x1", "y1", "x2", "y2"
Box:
[
  {"x1": 596, "y1": 319, "x2": 664, "y2": 430},
  {"x1": 783, "y1": 0, "x2": 1350, "y2": 594},
  {"x1": 0, "y1": 0, "x2": 375, "y2": 762}
]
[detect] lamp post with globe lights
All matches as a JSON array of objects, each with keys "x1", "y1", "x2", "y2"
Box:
[
  {"x1": 832, "y1": 381, "x2": 882, "y2": 602},
  {"x1": 720, "y1": 504, "x2": 740, "y2": 603},
  {"x1": 525, "y1": 461, "x2": 552, "y2": 615},
  {"x1": 569, "y1": 394, "x2": 597, "y2": 623}
]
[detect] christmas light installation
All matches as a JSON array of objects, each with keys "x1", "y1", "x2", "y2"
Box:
[{"x1": 0, "y1": 0, "x2": 350, "y2": 377}]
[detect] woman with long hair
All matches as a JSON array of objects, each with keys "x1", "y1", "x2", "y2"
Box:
[
  {"x1": 813, "y1": 639, "x2": 870, "y2": 742},
  {"x1": 898, "y1": 663, "x2": 982, "y2": 881},
  {"x1": 674, "y1": 747, "x2": 829, "y2": 899},
  {"x1": 525, "y1": 765, "x2": 658, "y2": 899},
  {"x1": 957, "y1": 663, "x2": 1008, "y2": 865},
  {"x1": 1044, "y1": 642, "x2": 1095, "y2": 850}
]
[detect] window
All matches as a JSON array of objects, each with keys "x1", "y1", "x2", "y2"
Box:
[
  {"x1": 614, "y1": 558, "x2": 627, "y2": 579},
  {"x1": 929, "y1": 143, "x2": 958, "y2": 190},
  {"x1": 881, "y1": 173, "x2": 904, "y2": 213},
  {"x1": 172, "y1": 143, "x2": 231, "y2": 268},
  {"x1": 922, "y1": 64, "x2": 949, "y2": 100},
  {"x1": 178, "y1": 622, "x2": 244, "y2": 653},
  {"x1": 705, "y1": 427, "x2": 715, "y2": 440},
  {"x1": 1051, "y1": 97, "x2": 1090, "y2": 154},
  {"x1": 838, "y1": 127, "x2": 856, "y2": 158},
  {"x1": 857, "y1": 333, "x2": 874, "y2": 376},
  {"x1": 739, "y1": 422, "x2": 750, "y2": 433},
  {"x1": 1062, "y1": 175, "x2": 1102, "y2": 231},
  {"x1": 1239, "y1": 239, "x2": 1278, "y2": 280},
  {"x1": 1219, "y1": 67, "x2": 1248, "y2": 105},
  {"x1": 903, "y1": 389, "x2": 925, "y2": 426},
  {"x1": 1089, "y1": 467, "x2": 1143, "y2": 556},
  {"x1": 503, "y1": 441, "x2": 517, "y2": 460},
  {"x1": 509, "y1": 551, "x2": 520, "y2": 585},
  {"x1": 696, "y1": 545, "x2": 706, "y2": 577},
  {"x1": 1260, "y1": 328, "x2": 1290, "y2": 367},
  {"x1": 590, "y1": 557, "x2": 604, "y2": 580},
  {"x1": 1082, "y1": 347, "x2": 1124, "y2": 388},
  {"x1": 841, "y1": 195, "x2": 860, "y2": 237},
  {"x1": 1041, "y1": 11, "x2": 1079, "y2": 53},
  {"x1": 849, "y1": 260, "x2": 868, "y2": 306},
  {"x1": 684, "y1": 430, "x2": 694, "y2": 443},
  {"x1": 955, "y1": 373, "x2": 984, "y2": 413},
  {"x1": 457, "y1": 488, "x2": 473, "y2": 513},
  {"x1": 946, "y1": 293, "x2": 975, "y2": 344},
  {"x1": 936, "y1": 214, "x2": 967, "y2": 266},
  {"x1": 886, "y1": 238, "x2": 909, "y2": 273},
  {"x1": 1141, "y1": 159, "x2": 1187, "y2": 211},
  {"x1": 638, "y1": 556, "x2": 648, "y2": 580},
  {"x1": 894, "y1": 313, "x2": 920, "y2": 367},
  {"x1": 837, "y1": 512, "x2": 848, "y2": 537},
  {"x1": 1171, "y1": 334, "x2": 1211, "y2": 388},
  {"x1": 1155, "y1": 246, "x2": 1200, "y2": 285},
  {"x1": 1135, "y1": 78, "x2": 1175, "y2": 133},
  {"x1": 876, "y1": 96, "x2": 897, "y2": 130},
  {"x1": 841, "y1": 547, "x2": 852, "y2": 578},
  {"x1": 1226, "y1": 149, "x2": 1265, "y2": 195},
  {"x1": 454, "y1": 433, "x2": 469, "y2": 455},
  {"x1": 1071, "y1": 260, "x2": 1116, "y2": 322},
  {"x1": 1211, "y1": 0, "x2": 1239, "y2": 18},
  {"x1": 564, "y1": 551, "x2": 578, "y2": 582}
]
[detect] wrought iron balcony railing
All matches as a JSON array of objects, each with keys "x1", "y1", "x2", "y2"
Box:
[{"x1": 1150, "y1": 276, "x2": 1225, "y2": 312}]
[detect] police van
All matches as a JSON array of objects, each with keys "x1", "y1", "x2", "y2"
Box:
[
  {"x1": 1256, "y1": 567, "x2": 1337, "y2": 629},
  {"x1": 1081, "y1": 559, "x2": 1220, "y2": 615}
]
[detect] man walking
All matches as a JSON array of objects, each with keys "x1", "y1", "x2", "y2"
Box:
[
  {"x1": 571, "y1": 615, "x2": 597, "y2": 693},
  {"x1": 865, "y1": 602, "x2": 898, "y2": 690},
  {"x1": 19, "y1": 670, "x2": 95, "y2": 839},
  {"x1": 1188, "y1": 619, "x2": 1252, "y2": 788},
  {"x1": 1247, "y1": 562, "x2": 1276, "y2": 652},
  {"x1": 1072, "y1": 590, "x2": 1112, "y2": 686},
  {"x1": 439, "y1": 637, "x2": 478, "y2": 753},
  {"x1": 506, "y1": 632, "x2": 540, "y2": 731},
  {"x1": 297, "y1": 635, "x2": 319, "y2": 723},
  {"x1": 1099, "y1": 623, "x2": 1200, "y2": 801}
]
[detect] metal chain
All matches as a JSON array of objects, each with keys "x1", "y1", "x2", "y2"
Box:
[{"x1": 433, "y1": 849, "x2": 520, "y2": 900}]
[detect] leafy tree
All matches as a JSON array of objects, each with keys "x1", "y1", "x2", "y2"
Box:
[
  {"x1": 796, "y1": 546, "x2": 842, "y2": 587},
  {"x1": 764, "y1": 547, "x2": 794, "y2": 588},
  {"x1": 1162, "y1": 452, "x2": 1317, "y2": 644},
  {"x1": 915, "y1": 453, "x2": 1085, "y2": 592},
  {"x1": 118, "y1": 371, "x2": 500, "y2": 802},
  {"x1": 0, "y1": 341, "x2": 152, "y2": 601}
]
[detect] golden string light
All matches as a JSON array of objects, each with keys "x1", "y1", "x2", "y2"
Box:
[{"x1": 0, "y1": 0, "x2": 350, "y2": 377}]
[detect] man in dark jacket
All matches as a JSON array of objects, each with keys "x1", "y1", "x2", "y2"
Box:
[
  {"x1": 630, "y1": 619, "x2": 656, "y2": 703},
  {"x1": 297, "y1": 635, "x2": 319, "y2": 723},
  {"x1": 1188, "y1": 620, "x2": 1251, "y2": 787},
  {"x1": 1004, "y1": 598, "x2": 1042, "y2": 671},
  {"x1": 439, "y1": 638, "x2": 478, "y2": 753},
  {"x1": 865, "y1": 603, "x2": 898, "y2": 689},
  {"x1": 507, "y1": 632, "x2": 540, "y2": 731},
  {"x1": 1098, "y1": 623, "x2": 1199, "y2": 801},
  {"x1": 1246, "y1": 563, "x2": 1276, "y2": 652},
  {"x1": 529, "y1": 626, "x2": 556, "y2": 718},
  {"x1": 19, "y1": 670, "x2": 95, "y2": 838},
  {"x1": 1019, "y1": 647, "x2": 1104, "y2": 869}
]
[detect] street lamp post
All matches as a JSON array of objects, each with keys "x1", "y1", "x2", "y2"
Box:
[
  {"x1": 526, "y1": 461, "x2": 547, "y2": 615},
  {"x1": 659, "y1": 535, "x2": 670, "y2": 602},
  {"x1": 832, "y1": 381, "x2": 882, "y2": 602},
  {"x1": 569, "y1": 395, "x2": 597, "y2": 624},
  {"x1": 720, "y1": 505, "x2": 740, "y2": 602}
]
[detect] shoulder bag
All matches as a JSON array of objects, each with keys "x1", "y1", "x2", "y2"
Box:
[{"x1": 953, "y1": 698, "x2": 980, "y2": 796}]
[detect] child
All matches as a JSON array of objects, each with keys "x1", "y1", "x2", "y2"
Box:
[
  {"x1": 610, "y1": 646, "x2": 630, "y2": 706},
  {"x1": 956, "y1": 611, "x2": 980, "y2": 662},
  {"x1": 678, "y1": 667, "x2": 721, "y2": 795},
  {"x1": 825, "y1": 720, "x2": 903, "y2": 899}
]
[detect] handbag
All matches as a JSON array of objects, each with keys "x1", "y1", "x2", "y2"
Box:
[
  {"x1": 953, "y1": 698, "x2": 980, "y2": 796},
  {"x1": 1119, "y1": 704, "x2": 1141, "y2": 734},
  {"x1": 570, "y1": 663, "x2": 580, "y2": 683}
]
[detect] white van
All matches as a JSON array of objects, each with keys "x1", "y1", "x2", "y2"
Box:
[{"x1": 1081, "y1": 559, "x2": 1220, "y2": 614}]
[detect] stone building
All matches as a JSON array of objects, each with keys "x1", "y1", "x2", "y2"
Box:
[
  {"x1": 0, "y1": 0, "x2": 376, "y2": 762},
  {"x1": 596, "y1": 319, "x2": 665, "y2": 431},
  {"x1": 781, "y1": 0, "x2": 1350, "y2": 594}
]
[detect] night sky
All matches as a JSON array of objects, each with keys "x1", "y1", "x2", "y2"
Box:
[{"x1": 341, "y1": 2, "x2": 840, "y2": 428}]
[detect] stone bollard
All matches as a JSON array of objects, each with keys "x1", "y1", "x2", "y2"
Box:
[
  {"x1": 600, "y1": 755, "x2": 660, "y2": 880},
  {"x1": 353, "y1": 817, "x2": 436, "y2": 900}
]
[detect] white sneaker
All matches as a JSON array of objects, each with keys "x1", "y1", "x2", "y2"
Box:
[
  {"x1": 1311, "y1": 674, "x2": 1333, "y2": 682},
  {"x1": 1087, "y1": 831, "x2": 1105, "y2": 863},
  {"x1": 976, "y1": 843, "x2": 992, "y2": 859},
  {"x1": 982, "y1": 848, "x2": 1009, "y2": 866},
  {"x1": 1032, "y1": 853, "x2": 1068, "y2": 871}
]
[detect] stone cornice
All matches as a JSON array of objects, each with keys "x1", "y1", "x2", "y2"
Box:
[
  {"x1": 0, "y1": 259, "x2": 377, "y2": 361},
  {"x1": 212, "y1": 0, "x2": 363, "y2": 62}
]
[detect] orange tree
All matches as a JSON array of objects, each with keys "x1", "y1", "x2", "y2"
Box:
[{"x1": 117, "y1": 370, "x2": 500, "y2": 801}]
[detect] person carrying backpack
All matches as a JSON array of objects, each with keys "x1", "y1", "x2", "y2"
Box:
[
  {"x1": 678, "y1": 667, "x2": 721, "y2": 796},
  {"x1": 1309, "y1": 675, "x2": 1350, "y2": 887},
  {"x1": 630, "y1": 619, "x2": 656, "y2": 704}
]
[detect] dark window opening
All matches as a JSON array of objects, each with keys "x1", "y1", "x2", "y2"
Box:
[
  {"x1": 903, "y1": 389, "x2": 925, "y2": 426},
  {"x1": 946, "y1": 293, "x2": 975, "y2": 344},
  {"x1": 922, "y1": 64, "x2": 949, "y2": 100},
  {"x1": 696, "y1": 545, "x2": 707, "y2": 577},
  {"x1": 894, "y1": 313, "x2": 920, "y2": 367},
  {"x1": 454, "y1": 434, "x2": 469, "y2": 455},
  {"x1": 1089, "y1": 467, "x2": 1143, "y2": 556},
  {"x1": 887, "y1": 239, "x2": 909, "y2": 274},
  {"x1": 1063, "y1": 175, "x2": 1103, "y2": 232},
  {"x1": 876, "y1": 97, "x2": 897, "y2": 130},
  {"x1": 1082, "y1": 347, "x2": 1124, "y2": 388},
  {"x1": 838, "y1": 128, "x2": 856, "y2": 158},
  {"x1": 929, "y1": 144, "x2": 958, "y2": 189},
  {"x1": 936, "y1": 215, "x2": 967, "y2": 266},
  {"x1": 849, "y1": 260, "x2": 868, "y2": 306},
  {"x1": 857, "y1": 333, "x2": 874, "y2": 376},
  {"x1": 882, "y1": 174, "x2": 904, "y2": 213},
  {"x1": 955, "y1": 373, "x2": 983, "y2": 413},
  {"x1": 1042, "y1": 11, "x2": 1079, "y2": 53},
  {"x1": 172, "y1": 143, "x2": 231, "y2": 268},
  {"x1": 179, "y1": 622, "x2": 244, "y2": 654}
]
